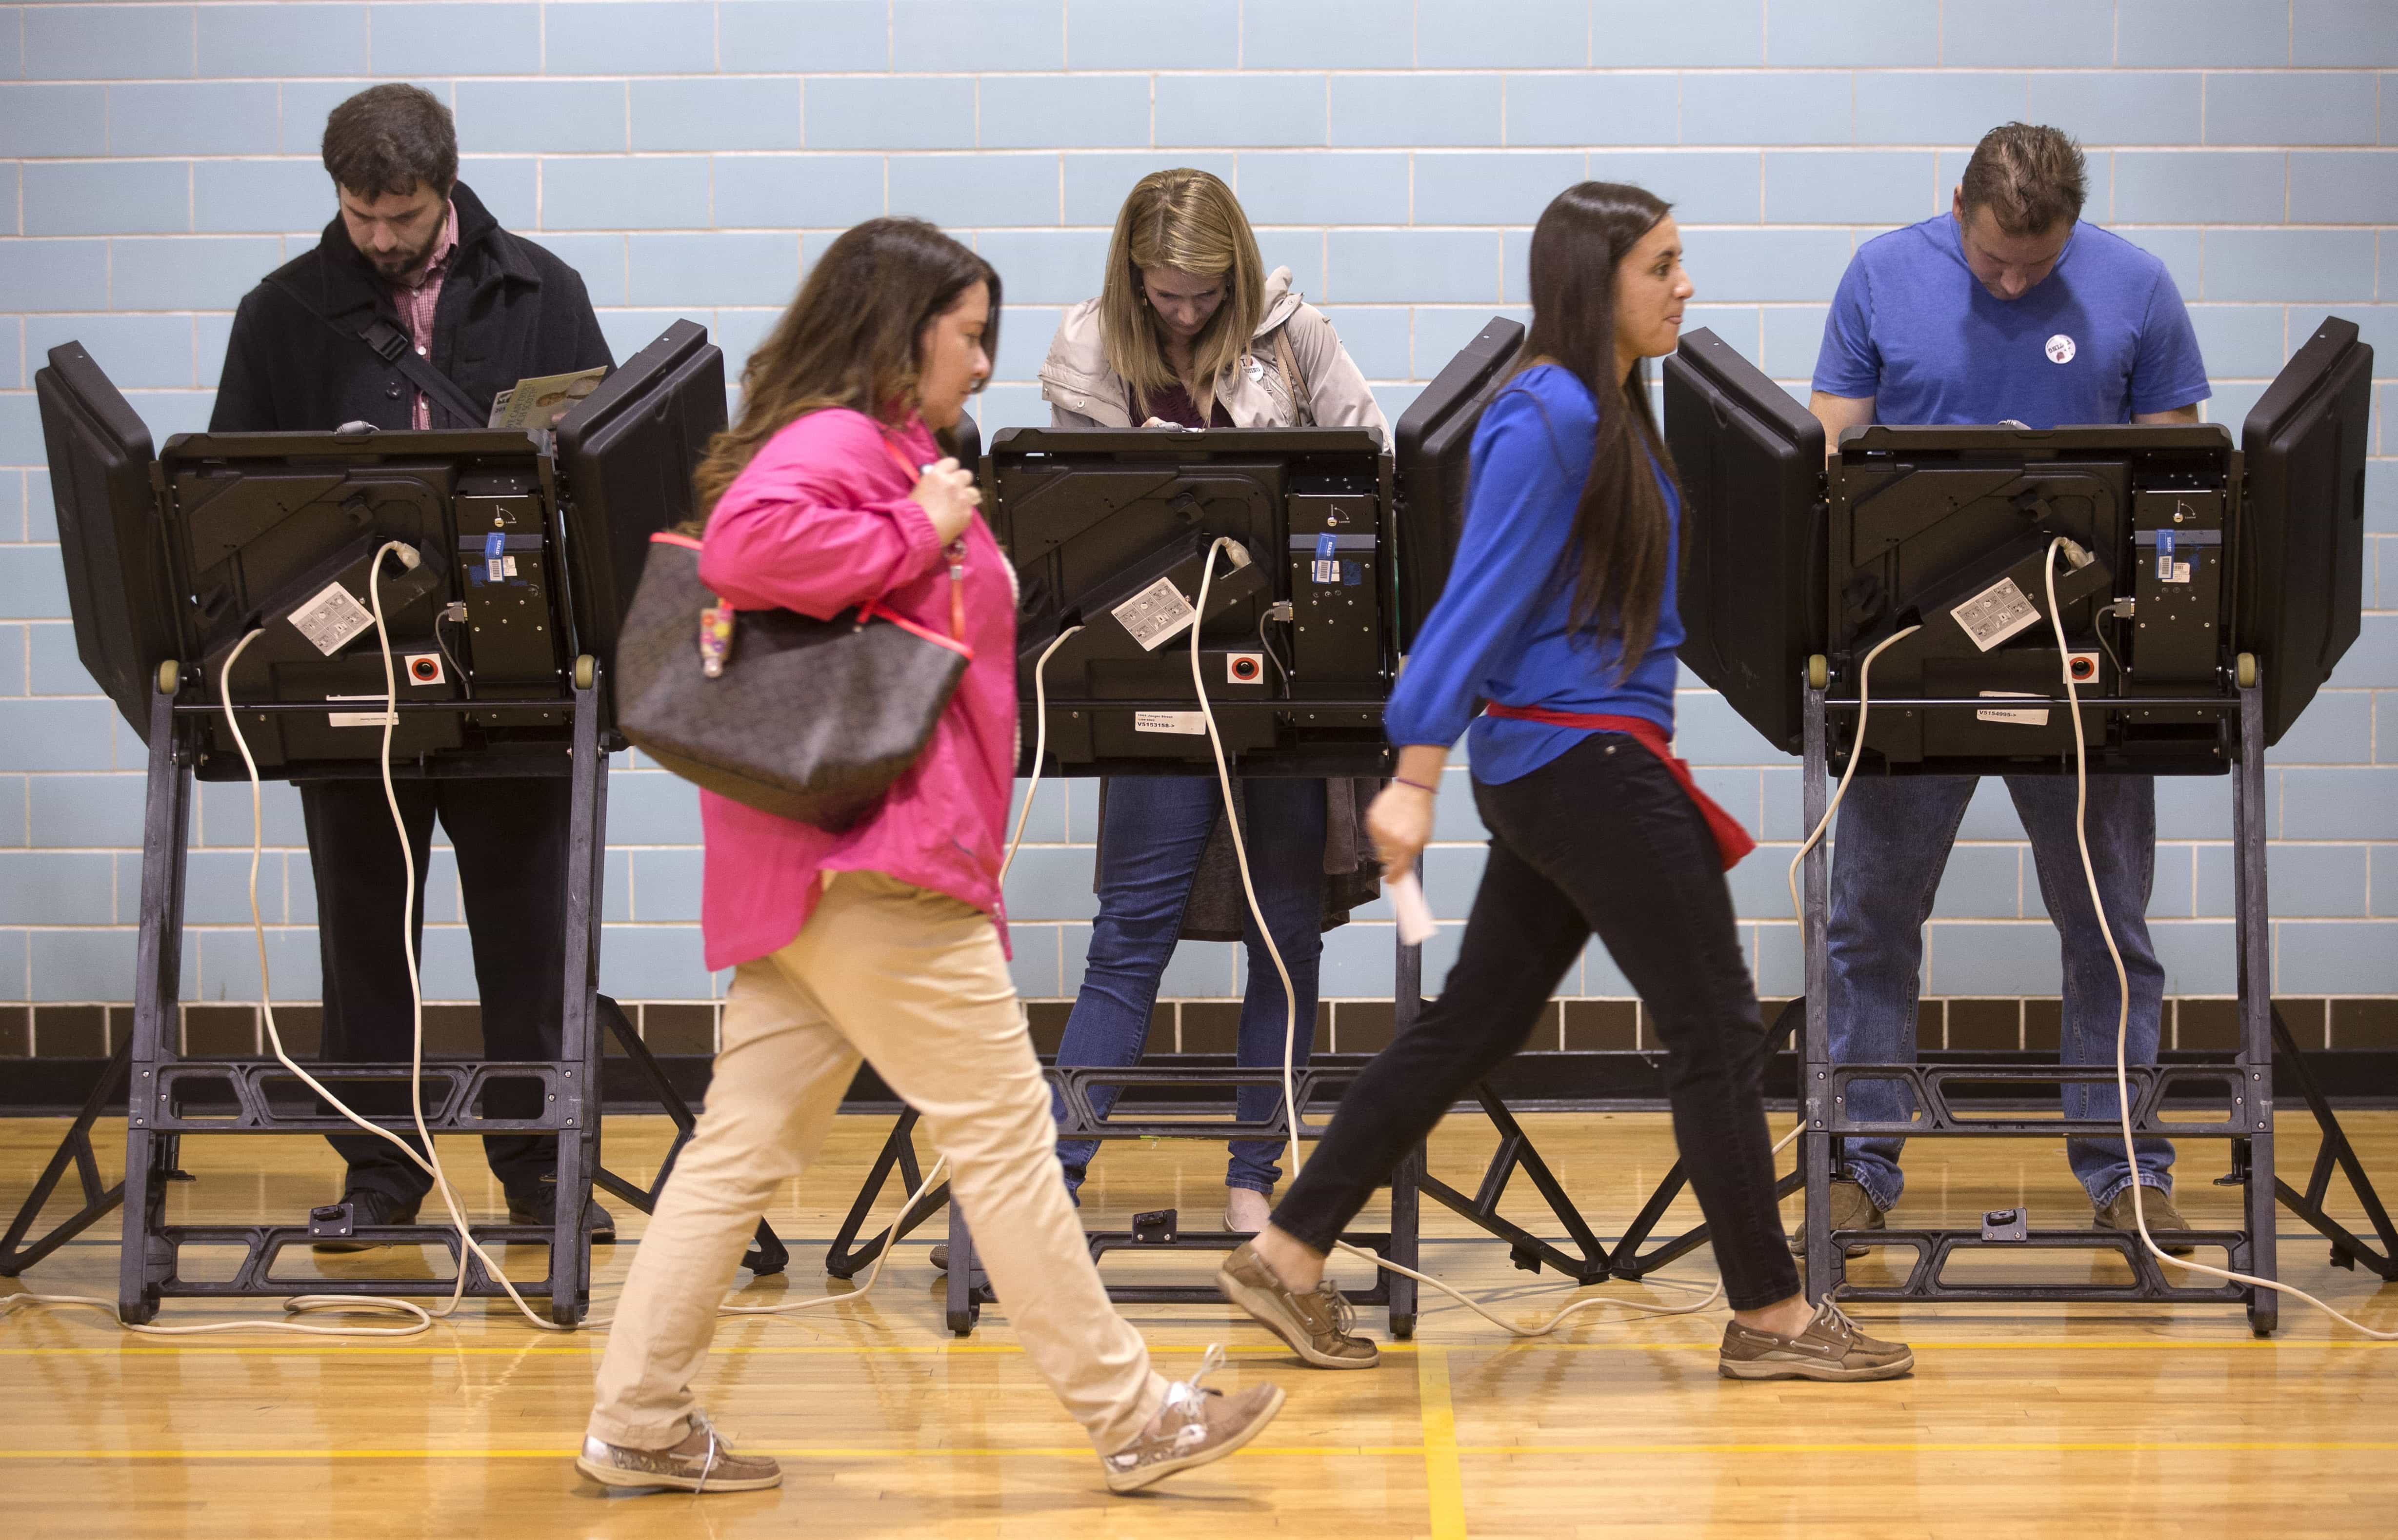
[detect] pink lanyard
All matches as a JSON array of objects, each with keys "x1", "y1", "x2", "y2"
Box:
[{"x1": 882, "y1": 436, "x2": 967, "y2": 643}]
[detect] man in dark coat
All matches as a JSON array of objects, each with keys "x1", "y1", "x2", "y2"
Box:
[{"x1": 209, "y1": 83, "x2": 614, "y2": 1240}]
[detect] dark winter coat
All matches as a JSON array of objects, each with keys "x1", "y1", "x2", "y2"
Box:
[{"x1": 209, "y1": 180, "x2": 611, "y2": 433}]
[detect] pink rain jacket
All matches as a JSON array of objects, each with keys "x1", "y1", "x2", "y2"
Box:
[{"x1": 694, "y1": 407, "x2": 1017, "y2": 970}]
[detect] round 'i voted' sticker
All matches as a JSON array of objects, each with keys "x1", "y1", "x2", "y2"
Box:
[{"x1": 2045, "y1": 334, "x2": 2077, "y2": 364}]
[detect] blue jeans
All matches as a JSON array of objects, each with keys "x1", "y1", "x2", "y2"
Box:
[
  {"x1": 1827, "y1": 774, "x2": 2173, "y2": 1212},
  {"x1": 1052, "y1": 776, "x2": 1326, "y2": 1196}
]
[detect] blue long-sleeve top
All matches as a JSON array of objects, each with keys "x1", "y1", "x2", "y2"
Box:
[{"x1": 1384, "y1": 362, "x2": 1683, "y2": 784}]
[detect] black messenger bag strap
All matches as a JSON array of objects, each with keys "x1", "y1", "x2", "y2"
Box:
[{"x1": 268, "y1": 277, "x2": 491, "y2": 428}]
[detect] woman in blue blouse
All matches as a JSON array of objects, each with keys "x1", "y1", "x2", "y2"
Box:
[{"x1": 1213, "y1": 183, "x2": 1915, "y2": 1384}]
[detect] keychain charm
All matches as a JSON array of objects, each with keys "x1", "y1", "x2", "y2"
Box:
[{"x1": 699, "y1": 601, "x2": 735, "y2": 677}]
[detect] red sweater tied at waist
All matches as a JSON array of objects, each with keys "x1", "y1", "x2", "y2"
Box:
[{"x1": 1479, "y1": 704, "x2": 1759, "y2": 870}]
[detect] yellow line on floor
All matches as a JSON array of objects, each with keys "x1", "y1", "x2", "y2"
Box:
[
  {"x1": 1452, "y1": 1441, "x2": 2398, "y2": 1456},
  {"x1": 6, "y1": 1336, "x2": 2393, "y2": 1356},
  {"x1": 1417, "y1": 1345, "x2": 1470, "y2": 1540},
  {"x1": 0, "y1": 1445, "x2": 1425, "y2": 1461},
  {"x1": 3, "y1": 1440, "x2": 2393, "y2": 1462},
  {"x1": 0, "y1": 1340, "x2": 1391, "y2": 1357}
]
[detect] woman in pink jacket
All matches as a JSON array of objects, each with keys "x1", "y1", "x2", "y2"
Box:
[{"x1": 579, "y1": 218, "x2": 1284, "y2": 1496}]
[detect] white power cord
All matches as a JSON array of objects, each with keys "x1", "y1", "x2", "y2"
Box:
[
  {"x1": 1001, "y1": 626, "x2": 1085, "y2": 885},
  {"x1": 1187, "y1": 540, "x2": 1305, "y2": 1192},
  {"x1": 2037, "y1": 537, "x2": 2396, "y2": 1339},
  {"x1": 1786, "y1": 626, "x2": 1921, "y2": 955}
]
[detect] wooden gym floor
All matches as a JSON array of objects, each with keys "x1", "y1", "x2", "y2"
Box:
[{"x1": 2, "y1": 1108, "x2": 2396, "y2": 1538}]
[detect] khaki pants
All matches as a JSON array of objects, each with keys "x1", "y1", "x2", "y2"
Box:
[{"x1": 588, "y1": 871, "x2": 1168, "y2": 1452}]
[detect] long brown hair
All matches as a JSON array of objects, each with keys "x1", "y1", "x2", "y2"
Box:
[
  {"x1": 694, "y1": 217, "x2": 1000, "y2": 515},
  {"x1": 1517, "y1": 181, "x2": 1682, "y2": 672},
  {"x1": 1099, "y1": 168, "x2": 1265, "y2": 422}
]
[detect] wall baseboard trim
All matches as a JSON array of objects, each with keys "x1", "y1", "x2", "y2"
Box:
[
  {"x1": 6, "y1": 1047, "x2": 2396, "y2": 1119},
  {"x1": 6, "y1": 995, "x2": 2394, "y2": 1066}
]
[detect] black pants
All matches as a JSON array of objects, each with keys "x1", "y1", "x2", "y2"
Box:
[
  {"x1": 1272, "y1": 734, "x2": 1802, "y2": 1311},
  {"x1": 302, "y1": 775, "x2": 571, "y2": 1206}
]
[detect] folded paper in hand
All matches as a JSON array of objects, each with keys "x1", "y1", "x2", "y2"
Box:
[{"x1": 1389, "y1": 870, "x2": 1439, "y2": 946}]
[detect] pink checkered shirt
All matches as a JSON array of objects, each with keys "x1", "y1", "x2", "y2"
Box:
[{"x1": 387, "y1": 201, "x2": 460, "y2": 429}]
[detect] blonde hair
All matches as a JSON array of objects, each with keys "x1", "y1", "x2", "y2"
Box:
[{"x1": 1099, "y1": 168, "x2": 1265, "y2": 421}]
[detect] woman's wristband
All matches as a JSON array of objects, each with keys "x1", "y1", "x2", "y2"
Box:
[{"x1": 1392, "y1": 775, "x2": 1439, "y2": 795}]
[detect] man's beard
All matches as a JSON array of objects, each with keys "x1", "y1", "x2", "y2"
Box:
[{"x1": 366, "y1": 232, "x2": 442, "y2": 281}]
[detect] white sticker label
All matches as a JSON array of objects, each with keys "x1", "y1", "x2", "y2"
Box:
[
  {"x1": 1133, "y1": 711, "x2": 1207, "y2": 736},
  {"x1": 1976, "y1": 690, "x2": 2051, "y2": 727},
  {"x1": 2167, "y1": 560, "x2": 2191, "y2": 584},
  {"x1": 287, "y1": 581, "x2": 375, "y2": 657},
  {"x1": 1951, "y1": 576, "x2": 2041, "y2": 652},
  {"x1": 2046, "y1": 334, "x2": 2077, "y2": 364},
  {"x1": 1111, "y1": 575, "x2": 1198, "y2": 652},
  {"x1": 324, "y1": 692, "x2": 396, "y2": 729}
]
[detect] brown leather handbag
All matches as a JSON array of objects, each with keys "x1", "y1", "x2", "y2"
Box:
[{"x1": 613, "y1": 530, "x2": 972, "y2": 831}]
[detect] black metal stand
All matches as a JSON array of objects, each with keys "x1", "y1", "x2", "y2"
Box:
[
  {"x1": 588, "y1": 995, "x2": 788, "y2": 1280},
  {"x1": 2266, "y1": 1006, "x2": 2398, "y2": 1282},
  {"x1": 823, "y1": 927, "x2": 1426, "y2": 1337},
  {"x1": 1607, "y1": 1000, "x2": 1810, "y2": 1279},
  {"x1": 1795, "y1": 664, "x2": 2394, "y2": 1334},
  {"x1": 1412, "y1": 1084, "x2": 1615, "y2": 1284},
  {"x1": 0, "y1": 666, "x2": 786, "y2": 1321},
  {"x1": 0, "y1": 1039, "x2": 134, "y2": 1274},
  {"x1": 826, "y1": 1065, "x2": 1420, "y2": 1338}
]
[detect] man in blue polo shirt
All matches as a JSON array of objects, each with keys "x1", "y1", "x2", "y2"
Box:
[{"x1": 1806, "y1": 123, "x2": 2212, "y2": 1254}]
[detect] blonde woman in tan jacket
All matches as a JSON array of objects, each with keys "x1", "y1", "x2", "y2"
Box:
[
  {"x1": 1040, "y1": 171, "x2": 1386, "y2": 434},
  {"x1": 1042, "y1": 169, "x2": 1385, "y2": 1235}
]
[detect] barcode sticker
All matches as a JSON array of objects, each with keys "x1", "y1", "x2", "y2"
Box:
[
  {"x1": 1976, "y1": 690, "x2": 2050, "y2": 727},
  {"x1": 1111, "y1": 575, "x2": 1198, "y2": 652},
  {"x1": 1133, "y1": 711, "x2": 1207, "y2": 736},
  {"x1": 1951, "y1": 576, "x2": 2040, "y2": 652},
  {"x1": 324, "y1": 691, "x2": 397, "y2": 729},
  {"x1": 287, "y1": 581, "x2": 376, "y2": 657}
]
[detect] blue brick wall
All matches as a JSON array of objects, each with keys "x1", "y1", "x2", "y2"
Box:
[{"x1": 0, "y1": 1, "x2": 2391, "y2": 1039}]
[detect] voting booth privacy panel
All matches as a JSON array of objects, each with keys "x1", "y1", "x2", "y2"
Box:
[
  {"x1": 5, "y1": 323, "x2": 781, "y2": 1325},
  {"x1": 1666, "y1": 318, "x2": 2373, "y2": 763},
  {"x1": 982, "y1": 315, "x2": 1526, "y2": 782},
  {"x1": 41, "y1": 319, "x2": 726, "y2": 763}
]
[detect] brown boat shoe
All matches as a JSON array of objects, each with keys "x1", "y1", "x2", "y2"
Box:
[
  {"x1": 1719, "y1": 1297, "x2": 1915, "y2": 1382},
  {"x1": 1101, "y1": 1344, "x2": 1285, "y2": 1493},
  {"x1": 1216, "y1": 1241, "x2": 1380, "y2": 1369},
  {"x1": 577, "y1": 1412, "x2": 781, "y2": 1494}
]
